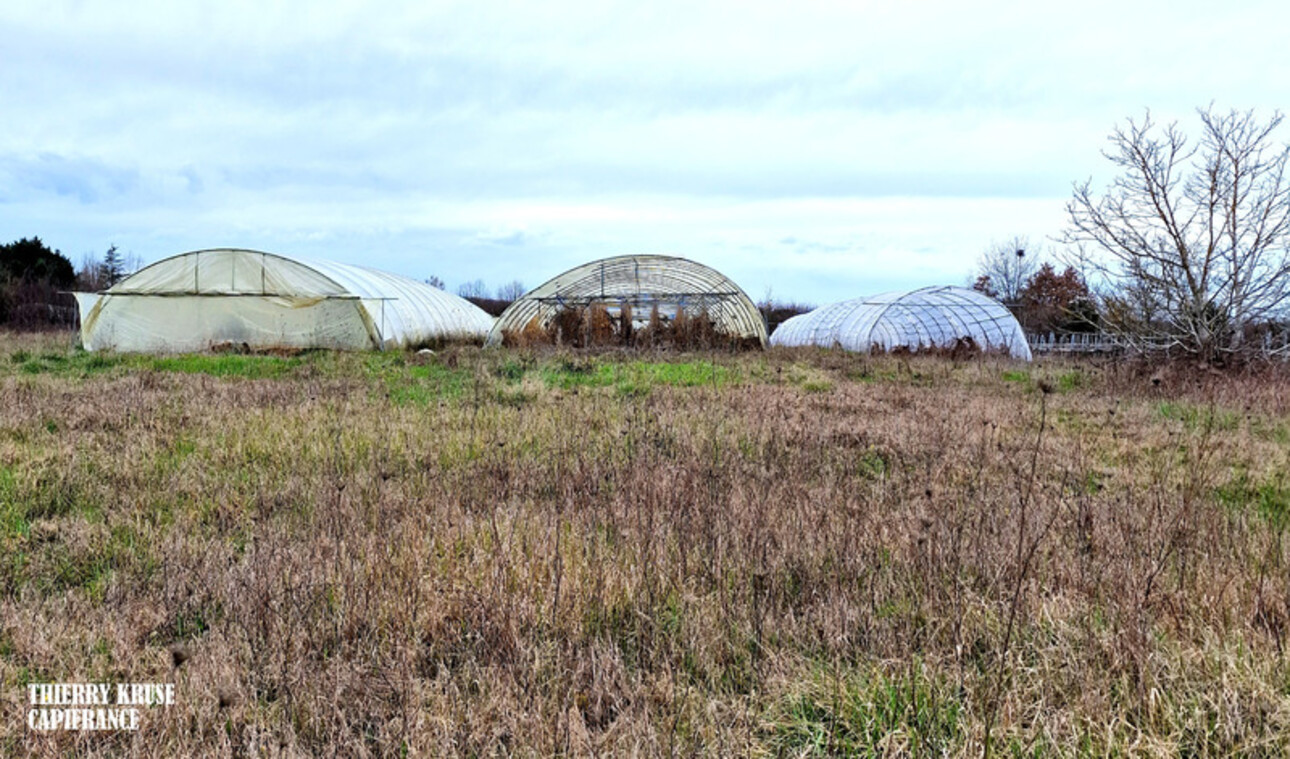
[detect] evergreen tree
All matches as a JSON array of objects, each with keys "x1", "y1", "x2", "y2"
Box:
[{"x1": 0, "y1": 237, "x2": 75, "y2": 288}]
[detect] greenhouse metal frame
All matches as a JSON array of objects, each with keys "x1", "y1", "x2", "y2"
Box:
[
  {"x1": 487, "y1": 255, "x2": 768, "y2": 347},
  {"x1": 75, "y1": 248, "x2": 494, "y2": 353},
  {"x1": 770, "y1": 285, "x2": 1032, "y2": 360}
]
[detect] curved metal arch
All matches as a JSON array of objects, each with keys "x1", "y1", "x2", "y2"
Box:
[
  {"x1": 487, "y1": 254, "x2": 767, "y2": 346},
  {"x1": 769, "y1": 286, "x2": 1031, "y2": 360},
  {"x1": 104, "y1": 248, "x2": 493, "y2": 348},
  {"x1": 109, "y1": 248, "x2": 349, "y2": 297}
]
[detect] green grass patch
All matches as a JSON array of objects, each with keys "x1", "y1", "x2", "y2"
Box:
[
  {"x1": 540, "y1": 359, "x2": 735, "y2": 393},
  {"x1": 154, "y1": 436, "x2": 198, "y2": 475},
  {"x1": 9, "y1": 348, "x2": 287, "y2": 379},
  {"x1": 0, "y1": 465, "x2": 23, "y2": 539},
  {"x1": 7, "y1": 468, "x2": 91, "y2": 525},
  {"x1": 857, "y1": 448, "x2": 888, "y2": 480},
  {"x1": 18, "y1": 352, "x2": 70, "y2": 375},
  {"x1": 148, "y1": 354, "x2": 303, "y2": 379},
  {"x1": 493, "y1": 358, "x2": 529, "y2": 382},
  {"x1": 778, "y1": 363, "x2": 836, "y2": 391},
  {"x1": 764, "y1": 665, "x2": 963, "y2": 756},
  {"x1": 1056, "y1": 369, "x2": 1086, "y2": 392},
  {"x1": 1215, "y1": 471, "x2": 1290, "y2": 530},
  {"x1": 1250, "y1": 417, "x2": 1290, "y2": 445},
  {"x1": 10, "y1": 349, "x2": 129, "y2": 378},
  {"x1": 847, "y1": 366, "x2": 900, "y2": 383},
  {"x1": 82, "y1": 352, "x2": 123, "y2": 374},
  {"x1": 21, "y1": 522, "x2": 157, "y2": 599},
  {"x1": 387, "y1": 363, "x2": 474, "y2": 406},
  {"x1": 1156, "y1": 401, "x2": 1240, "y2": 432}
]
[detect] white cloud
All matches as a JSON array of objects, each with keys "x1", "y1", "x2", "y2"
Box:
[{"x1": 2, "y1": 0, "x2": 1289, "y2": 303}]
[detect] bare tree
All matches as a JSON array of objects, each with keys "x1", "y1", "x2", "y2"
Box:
[
  {"x1": 495, "y1": 280, "x2": 526, "y2": 301},
  {"x1": 424, "y1": 275, "x2": 445, "y2": 290},
  {"x1": 1064, "y1": 106, "x2": 1290, "y2": 360},
  {"x1": 76, "y1": 252, "x2": 107, "y2": 291},
  {"x1": 456, "y1": 279, "x2": 488, "y2": 299},
  {"x1": 972, "y1": 236, "x2": 1040, "y2": 306},
  {"x1": 76, "y1": 244, "x2": 142, "y2": 291}
]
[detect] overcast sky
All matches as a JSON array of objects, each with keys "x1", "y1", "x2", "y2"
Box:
[{"x1": 3, "y1": 1, "x2": 1288, "y2": 304}]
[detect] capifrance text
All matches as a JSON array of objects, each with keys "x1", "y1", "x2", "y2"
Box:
[{"x1": 26, "y1": 683, "x2": 175, "y2": 732}]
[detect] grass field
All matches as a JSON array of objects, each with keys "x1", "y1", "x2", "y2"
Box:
[{"x1": 3, "y1": 330, "x2": 1290, "y2": 756}]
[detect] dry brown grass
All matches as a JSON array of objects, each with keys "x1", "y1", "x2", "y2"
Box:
[{"x1": 2, "y1": 331, "x2": 1290, "y2": 756}]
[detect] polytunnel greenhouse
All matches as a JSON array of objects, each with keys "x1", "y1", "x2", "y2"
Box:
[
  {"x1": 487, "y1": 255, "x2": 768, "y2": 348},
  {"x1": 74, "y1": 248, "x2": 495, "y2": 353},
  {"x1": 770, "y1": 286, "x2": 1032, "y2": 360}
]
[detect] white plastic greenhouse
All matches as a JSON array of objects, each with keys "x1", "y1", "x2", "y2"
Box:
[
  {"x1": 74, "y1": 248, "x2": 494, "y2": 353},
  {"x1": 770, "y1": 286, "x2": 1032, "y2": 360},
  {"x1": 487, "y1": 255, "x2": 768, "y2": 347}
]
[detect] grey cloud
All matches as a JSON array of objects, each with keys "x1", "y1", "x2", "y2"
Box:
[
  {"x1": 212, "y1": 154, "x2": 1061, "y2": 204},
  {"x1": 3, "y1": 1, "x2": 1284, "y2": 308},
  {"x1": 0, "y1": 153, "x2": 139, "y2": 204},
  {"x1": 527, "y1": 162, "x2": 1065, "y2": 201},
  {"x1": 2, "y1": 18, "x2": 1042, "y2": 135}
]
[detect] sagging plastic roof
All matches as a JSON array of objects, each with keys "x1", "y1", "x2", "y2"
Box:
[
  {"x1": 76, "y1": 248, "x2": 493, "y2": 352},
  {"x1": 770, "y1": 286, "x2": 1032, "y2": 360},
  {"x1": 487, "y1": 254, "x2": 768, "y2": 346}
]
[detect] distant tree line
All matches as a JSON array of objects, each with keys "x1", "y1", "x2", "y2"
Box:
[
  {"x1": 757, "y1": 288, "x2": 814, "y2": 333},
  {"x1": 0, "y1": 237, "x2": 77, "y2": 328},
  {"x1": 422, "y1": 277, "x2": 529, "y2": 317},
  {"x1": 972, "y1": 240, "x2": 1098, "y2": 336},
  {"x1": 75, "y1": 244, "x2": 137, "y2": 292},
  {"x1": 0, "y1": 239, "x2": 140, "y2": 329}
]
